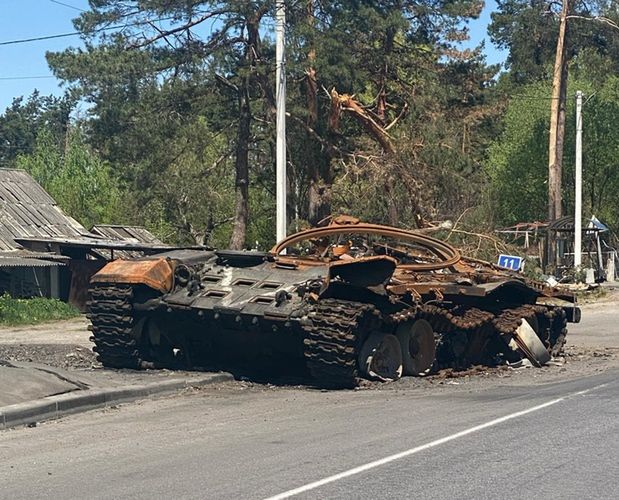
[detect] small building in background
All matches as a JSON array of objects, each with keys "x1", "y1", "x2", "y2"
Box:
[
  {"x1": 0, "y1": 168, "x2": 83, "y2": 300},
  {"x1": 496, "y1": 215, "x2": 618, "y2": 282},
  {"x1": 0, "y1": 168, "x2": 180, "y2": 309}
]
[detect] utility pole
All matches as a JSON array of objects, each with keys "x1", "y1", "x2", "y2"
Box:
[
  {"x1": 275, "y1": 0, "x2": 287, "y2": 243},
  {"x1": 574, "y1": 90, "x2": 583, "y2": 268}
]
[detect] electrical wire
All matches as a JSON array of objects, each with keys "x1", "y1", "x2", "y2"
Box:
[
  {"x1": 0, "y1": 15, "x2": 180, "y2": 46},
  {"x1": 0, "y1": 31, "x2": 85, "y2": 46},
  {"x1": 0, "y1": 76, "x2": 55, "y2": 80},
  {"x1": 49, "y1": 0, "x2": 85, "y2": 12}
]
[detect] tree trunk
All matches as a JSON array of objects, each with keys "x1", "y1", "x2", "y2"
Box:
[
  {"x1": 548, "y1": 0, "x2": 569, "y2": 223},
  {"x1": 230, "y1": 15, "x2": 263, "y2": 250},
  {"x1": 305, "y1": 0, "x2": 318, "y2": 130},
  {"x1": 377, "y1": 27, "x2": 394, "y2": 124},
  {"x1": 554, "y1": 57, "x2": 569, "y2": 219},
  {"x1": 308, "y1": 176, "x2": 333, "y2": 226},
  {"x1": 546, "y1": 0, "x2": 569, "y2": 270},
  {"x1": 229, "y1": 81, "x2": 251, "y2": 250},
  {"x1": 305, "y1": 0, "x2": 333, "y2": 226}
]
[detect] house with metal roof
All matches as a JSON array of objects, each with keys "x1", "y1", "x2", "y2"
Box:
[
  {"x1": 0, "y1": 169, "x2": 176, "y2": 306},
  {"x1": 0, "y1": 168, "x2": 85, "y2": 299}
]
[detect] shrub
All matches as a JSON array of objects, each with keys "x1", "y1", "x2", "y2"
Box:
[{"x1": 0, "y1": 294, "x2": 80, "y2": 326}]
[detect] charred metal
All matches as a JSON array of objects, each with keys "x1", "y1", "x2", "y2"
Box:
[{"x1": 87, "y1": 218, "x2": 580, "y2": 388}]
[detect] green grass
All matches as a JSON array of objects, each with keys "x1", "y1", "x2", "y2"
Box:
[{"x1": 0, "y1": 293, "x2": 80, "y2": 326}]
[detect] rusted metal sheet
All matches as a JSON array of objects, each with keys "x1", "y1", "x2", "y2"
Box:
[
  {"x1": 271, "y1": 223, "x2": 461, "y2": 271},
  {"x1": 91, "y1": 258, "x2": 175, "y2": 293},
  {"x1": 328, "y1": 256, "x2": 398, "y2": 287}
]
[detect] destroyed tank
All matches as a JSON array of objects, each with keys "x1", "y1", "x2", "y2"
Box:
[{"x1": 87, "y1": 217, "x2": 580, "y2": 388}]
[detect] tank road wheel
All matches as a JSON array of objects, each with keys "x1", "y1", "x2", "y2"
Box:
[
  {"x1": 358, "y1": 333, "x2": 403, "y2": 382},
  {"x1": 529, "y1": 308, "x2": 567, "y2": 357},
  {"x1": 396, "y1": 319, "x2": 436, "y2": 376},
  {"x1": 303, "y1": 299, "x2": 383, "y2": 389}
]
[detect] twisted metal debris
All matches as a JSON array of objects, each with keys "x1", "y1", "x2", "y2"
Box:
[{"x1": 88, "y1": 217, "x2": 580, "y2": 388}]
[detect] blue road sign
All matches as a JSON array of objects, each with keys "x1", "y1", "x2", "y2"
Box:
[{"x1": 497, "y1": 254, "x2": 524, "y2": 271}]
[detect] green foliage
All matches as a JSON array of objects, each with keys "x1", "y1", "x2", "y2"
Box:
[
  {"x1": 16, "y1": 127, "x2": 123, "y2": 229},
  {"x1": 131, "y1": 122, "x2": 237, "y2": 247},
  {"x1": 486, "y1": 82, "x2": 551, "y2": 226},
  {"x1": 489, "y1": 1, "x2": 619, "y2": 84},
  {"x1": 0, "y1": 91, "x2": 72, "y2": 167},
  {"x1": 565, "y1": 73, "x2": 619, "y2": 230},
  {"x1": 0, "y1": 293, "x2": 80, "y2": 326},
  {"x1": 43, "y1": 0, "x2": 491, "y2": 245},
  {"x1": 487, "y1": 67, "x2": 619, "y2": 232},
  {"x1": 0, "y1": 0, "x2": 613, "y2": 251},
  {"x1": 285, "y1": 0, "x2": 495, "y2": 226}
]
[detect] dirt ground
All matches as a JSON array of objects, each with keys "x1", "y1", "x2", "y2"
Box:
[
  {"x1": 0, "y1": 290, "x2": 617, "y2": 392},
  {"x1": 0, "y1": 317, "x2": 95, "y2": 370}
]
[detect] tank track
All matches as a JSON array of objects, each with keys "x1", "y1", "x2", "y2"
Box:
[
  {"x1": 87, "y1": 284, "x2": 142, "y2": 369},
  {"x1": 416, "y1": 304, "x2": 566, "y2": 345},
  {"x1": 302, "y1": 299, "x2": 381, "y2": 388},
  {"x1": 301, "y1": 299, "x2": 569, "y2": 387},
  {"x1": 548, "y1": 307, "x2": 568, "y2": 357},
  {"x1": 392, "y1": 302, "x2": 568, "y2": 367}
]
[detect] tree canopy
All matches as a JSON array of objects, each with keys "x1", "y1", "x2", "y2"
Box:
[{"x1": 1, "y1": 0, "x2": 618, "y2": 248}]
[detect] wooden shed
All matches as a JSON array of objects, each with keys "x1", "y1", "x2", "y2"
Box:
[{"x1": 0, "y1": 168, "x2": 86, "y2": 299}]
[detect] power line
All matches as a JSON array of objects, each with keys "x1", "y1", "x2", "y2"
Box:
[
  {"x1": 0, "y1": 76, "x2": 55, "y2": 81},
  {"x1": 0, "y1": 15, "x2": 178, "y2": 46},
  {"x1": 0, "y1": 31, "x2": 84, "y2": 46},
  {"x1": 0, "y1": 10, "x2": 291, "y2": 49},
  {"x1": 49, "y1": 0, "x2": 85, "y2": 12}
]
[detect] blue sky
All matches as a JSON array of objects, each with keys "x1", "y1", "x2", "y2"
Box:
[{"x1": 0, "y1": 0, "x2": 507, "y2": 112}]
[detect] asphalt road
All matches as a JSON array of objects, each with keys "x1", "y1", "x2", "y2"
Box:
[
  {"x1": 1, "y1": 296, "x2": 618, "y2": 500},
  {"x1": 0, "y1": 365, "x2": 618, "y2": 500},
  {"x1": 569, "y1": 298, "x2": 619, "y2": 348}
]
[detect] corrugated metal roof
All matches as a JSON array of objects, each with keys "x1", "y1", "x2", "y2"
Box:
[
  {"x1": 0, "y1": 257, "x2": 64, "y2": 268},
  {"x1": 15, "y1": 236, "x2": 173, "y2": 251},
  {"x1": 0, "y1": 250, "x2": 69, "y2": 261},
  {"x1": 90, "y1": 224, "x2": 165, "y2": 245},
  {"x1": 0, "y1": 169, "x2": 88, "y2": 251}
]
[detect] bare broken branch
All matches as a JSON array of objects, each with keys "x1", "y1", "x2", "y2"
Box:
[
  {"x1": 566, "y1": 15, "x2": 619, "y2": 31},
  {"x1": 329, "y1": 89, "x2": 396, "y2": 154},
  {"x1": 384, "y1": 102, "x2": 409, "y2": 132}
]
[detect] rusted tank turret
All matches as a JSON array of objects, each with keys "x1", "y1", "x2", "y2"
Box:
[{"x1": 87, "y1": 218, "x2": 580, "y2": 388}]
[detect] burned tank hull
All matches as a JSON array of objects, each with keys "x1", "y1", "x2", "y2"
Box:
[{"x1": 88, "y1": 221, "x2": 580, "y2": 388}]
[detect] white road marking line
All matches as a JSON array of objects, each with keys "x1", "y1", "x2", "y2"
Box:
[{"x1": 264, "y1": 382, "x2": 610, "y2": 500}]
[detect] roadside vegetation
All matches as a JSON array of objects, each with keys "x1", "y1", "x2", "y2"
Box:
[
  {"x1": 0, "y1": 294, "x2": 80, "y2": 327},
  {"x1": 0, "y1": 1, "x2": 618, "y2": 255}
]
